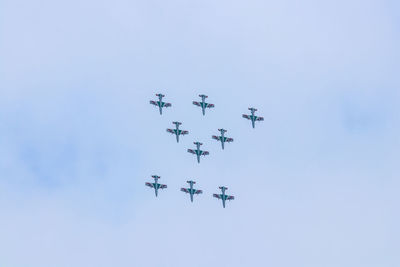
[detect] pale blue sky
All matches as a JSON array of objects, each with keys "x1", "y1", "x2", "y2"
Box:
[{"x1": 1, "y1": 0, "x2": 399, "y2": 266}]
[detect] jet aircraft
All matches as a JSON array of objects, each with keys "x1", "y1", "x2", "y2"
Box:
[
  {"x1": 166, "y1": 121, "x2": 189, "y2": 143},
  {"x1": 180, "y1": 180, "x2": 203, "y2": 202},
  {"x1": 145, "y1": 175, "x2": 167, "y2": 197},
  {"x1": 193, "y1": 94, "x2": 214, "y2": 115},
  {"x1": 150, "y1": 93, "x2": 172, "y2": 115},
  {"x1": 242, "y1": 107, "x2": 264, "y2": 128},
  {"x1": 213, "y1": 186, "x2": 235, "y2": 208},
  {"x1": 187, "y1": 142, "x2": 209, "y2": 163},
  {"x1": 212, "y1": 128, "x2": 234, "y2": 150}
]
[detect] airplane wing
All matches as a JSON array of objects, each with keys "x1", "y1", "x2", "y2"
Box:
[
  {"x1": 226, "y1": 138, "x2": 234, "y2": 142},
  {"x1": 256, "y1": 116, "x2": 264, "y2": 121},
  {"x1": 202, "y1": 151, "x2": 209, "y2": 156},
  {"x1": 164, "y1": 103, "x2": 172, "y2": 108},
  {"x1": 192, "y1": 101, "x2": 201, "y2": 106},
  {"x1": 242, "y1": 114, "x2": 251, "y2": 120},
  {"x1": 181, "y1": 188, "x2": 189, "y2": 193},
  {"x1": 160, "y1": 184, "x2": 167, "y2": 189},
  {"x1": 207, "y1": 103, "x2": 215, "y2": 108},
  {"x1": 150, "y1": 100, "x2": 158, "y2": 106},
  {"x1": 194, "y1": 189, "x2": 203, "y2": 194},
  {"x1": 212, "y1": 135, "x2": 221, "y2": 141},
  {"x1": 227, "y1": 195, "x2": 235, "y2": 200},
  {"x1": 187, "y1": 149, "x2": 196, "y2": 154},
  {"x1": 145, "y1": 182, "x2": 154, "y2": 188},
  {"x1": 181, "y1": 130, "x2": 189, "y2": 135},
  {"x1": 166, "y1": 129, "x2": 174, "y2": 134},
  {"x1": 213, "y1": 194, "x2": 222, "y2": 199}
]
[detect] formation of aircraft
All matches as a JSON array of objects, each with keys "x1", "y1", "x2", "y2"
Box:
[
  {"x1": 193, "y1": 94, "x2": 214, "y2": 116},
  {"x1": 150, "y1": 93, "x2": 172, "y2": 115},
  {"x1": 145, "y1": 175, "x2": 167, "y2": 197},
  {"x1": 181, "y1": 180, "x2": 203, "y2": 202},
  {"x1": 146, "y1": 177, "x2": 233, "y2": 207},
  {"x1": 213, "y1": 186, "x2": 235, "y2": 208},
  {"x1": 187, "y1": 142, "x2": 209, "y2": 163},
  {"x1": 148, "y1": 93, "x2": 264, "y2": 207},
  {"x1": 166, "y1": 121, "x2": 189, "y2": 143},
  {"x1": 212, "y1": 128, "x2": 233, "y2": 150},
  {"x1": 242, "y1": 107, "x2": 264, "y2": 128}
]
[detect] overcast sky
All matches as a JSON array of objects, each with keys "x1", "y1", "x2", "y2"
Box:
[{"x1": 1, "y1": 0, "x2": 399, "y2": 266}]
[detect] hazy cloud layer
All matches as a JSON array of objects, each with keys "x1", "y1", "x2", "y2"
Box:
[{"x1": 1, "y1": 0, "x2": 399, "y2": 266}]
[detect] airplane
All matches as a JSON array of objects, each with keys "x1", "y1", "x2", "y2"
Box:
[
  {"x1": 145, "y1": 175, "x2": 167, "y2": 197},
  {"x1": 193, "y1": 94, "x2": 214, "y2": 115},
  {"x1": 213, "y1": 186, "x2": 235, "y2": 208},
  {"x1": 187, "y1": 142, "x2": 209, "y2": 163},
  {"x1": 150, "y1": 93, "x2": 172, "y2": 115},
  {"x1": 166, "y1": 121, "x2": 189, "y2": 143},
  {"x1": 180, "y1": 180, "x2": 203, "y2": 202},
  {"x1": 242, "y1": 107, "x2": 264, "y2": 128},
  {"x1": 212, "y1": 128, "x2": 233, "y2": 150}
]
